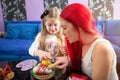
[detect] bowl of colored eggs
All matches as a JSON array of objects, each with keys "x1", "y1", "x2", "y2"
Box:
[{"x1": 31, "y1": 59, "x2": 55, "y2": 80}]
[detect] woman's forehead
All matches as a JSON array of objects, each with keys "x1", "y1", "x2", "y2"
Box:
[
  {"x1": 60, "y1": 18, "x2": 71, "y2": 26},
  {"x1": 60, "y1": 18, "x2": 66, "y2": 24}
]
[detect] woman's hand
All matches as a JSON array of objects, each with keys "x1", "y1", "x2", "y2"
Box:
[{"x1": 49, "y1": 56, "x2": 70, "y2": 69}]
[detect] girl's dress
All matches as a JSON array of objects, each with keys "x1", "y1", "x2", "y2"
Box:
[{"x1": 29, "y1": 32, "x2": 58, "y2": 57}]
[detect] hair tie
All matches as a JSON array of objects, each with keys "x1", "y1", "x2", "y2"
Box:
[{"x1": 40, "y1": 10, "x2": 49, "y2": 19}]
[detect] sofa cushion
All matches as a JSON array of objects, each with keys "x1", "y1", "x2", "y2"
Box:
[
  {"x1": 19, "y1": 23, "x2": 38, "y2": 39},
  {"x1": 5, "y1": 23, "x2": 21, "y2": 39},
  {"x1": 96, "y1": 24, "x2": 103, "y2": 33},
  {"x1": 105, "y1": 20, "x2": 120, "y2": 36},
  {"x1": 95, "y1": 20, "x2": 104, "y2": 33},
  {"x1": 105, "y1": 36, "x2": 120, "y2": 63},
  {"x1": 4, "y1": 23, "x2": 39, "y2": 39},
  {"x1": 0, "y1": 39, "x2": 34, "y2": 56},
  {"x1": 105, "y1": 36, "x2": 120, "y2": 47}
]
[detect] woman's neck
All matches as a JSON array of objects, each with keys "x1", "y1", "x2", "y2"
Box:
[
  {"x1": 82, "y1": 34, "x2": 101, "y2": 46},
  {"x1": 79, "y1": 28, "x2": 102, "y2": 46}
]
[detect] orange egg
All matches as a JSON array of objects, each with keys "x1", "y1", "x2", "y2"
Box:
[{"x1": 41, "y1": 60, "x2": 50, "y2": 66}]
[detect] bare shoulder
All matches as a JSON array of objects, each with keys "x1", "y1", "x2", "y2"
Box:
[
  {"x1": 94, "y1": 41, "x2": 114, "y2": 54},
  {"x1": 92, "y1": 41, "x2": 114, "y2": 61},
  {"x1": 91, "y1": 40, "x2": 116, "y2": 79}
]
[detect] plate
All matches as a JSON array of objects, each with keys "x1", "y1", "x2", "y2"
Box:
[{"x1": 16, "y1": 59, "x2": 37, "y2": 71}]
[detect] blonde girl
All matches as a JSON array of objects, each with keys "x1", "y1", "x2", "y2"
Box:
[{"x1": 29, "y1": 7, "x2": 64, "y2": 62}]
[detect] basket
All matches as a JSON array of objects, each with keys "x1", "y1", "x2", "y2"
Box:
[
  {"x1": 31, "y1": 69, "x2": 55, "y2": 80},
  {"x1": 33, "y1": 73, "x2": 54, "y2": 80},
  {"x1": 5, "y1": 71, "x2": 14, "y2": 80}
]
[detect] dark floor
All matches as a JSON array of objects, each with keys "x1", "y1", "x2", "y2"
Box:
[
  {"x1": 1, "y1": 61, "x2": 120, "y2": 80},
  {"x1": 0, "y1": 61, "x2": 8, "y2": 68},
  {"x1": 0, "y1": 61, "x2": 68, "y2": 80}
]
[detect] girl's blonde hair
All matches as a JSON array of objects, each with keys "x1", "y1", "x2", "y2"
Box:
[{"x1": 39, "y1": 7, "x2": 63, "y2": 56}]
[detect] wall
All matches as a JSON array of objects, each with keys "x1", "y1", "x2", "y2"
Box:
[
  {"x1": 68, "y1": 0, "x2": 88, "y2": 7},
  {"x1": 25, "y1": 0, "x2": 44, "y2": 21},
  {"x1": 0, "y1": 0, "x2": 120, "y2": 31},
  {"x1": 0, "y1": 0, "x2": 4, "y2": 31},
  {"x1": 114, "y1": 0, "x2": 120, "y2": 19}
]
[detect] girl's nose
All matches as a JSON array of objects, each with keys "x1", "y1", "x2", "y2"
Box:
[{"x1": 51, "y1": 26, "x2": 57, "y2": 31}]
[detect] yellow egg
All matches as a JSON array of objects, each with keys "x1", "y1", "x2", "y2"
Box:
[
  {"x1": 47, "y1": 64, "x2": 52, "y2": 67},
  {"x1": 41, "y1": 59, "x2": 50, "y2": 66},
  {"x1": 7, "y1": 73, "x2": 11, "y2": 78}
]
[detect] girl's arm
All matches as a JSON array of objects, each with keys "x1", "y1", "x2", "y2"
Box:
[
  {"x1": 29, "y1": 32, "x2": 53, "y2": 60},
  {"x1": 29, "y1": 32, "x2": 41, "y2": 56},
  {"x1": 91, "y1": 42, "x2": 114, "y2": 80}
]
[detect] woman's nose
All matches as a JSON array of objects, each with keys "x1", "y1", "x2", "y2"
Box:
[{"x1": 61, "y1": 29, "x2": 65, "y2": 36}]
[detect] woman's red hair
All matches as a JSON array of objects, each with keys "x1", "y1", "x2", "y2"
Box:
[{"x1": 60, "y1": 3, "x2": 98, "y2": 73}]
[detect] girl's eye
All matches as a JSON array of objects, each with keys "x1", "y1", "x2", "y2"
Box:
[
  {"x1": 48, "y1": 24, "x2": 52, "y2": 27},
  {"x1": 54, "y1": 24, "x2": 57, "y2": 26}
]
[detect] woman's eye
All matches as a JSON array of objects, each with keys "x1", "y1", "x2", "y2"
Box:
[{"x1": 62, "y1": 25, "x2": 67, "y2": 30}]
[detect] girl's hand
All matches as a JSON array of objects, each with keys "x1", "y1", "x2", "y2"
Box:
[
  {"x1": 38, "y1": 50, "x2": 53, "y2": 60},
  {"x1": 49, "y1": 56, "x2": 70, "y2": 69}
]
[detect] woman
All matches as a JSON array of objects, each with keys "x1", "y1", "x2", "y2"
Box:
[{"x1": 50, "y1": 3, "x2": 118, "y2": 80}]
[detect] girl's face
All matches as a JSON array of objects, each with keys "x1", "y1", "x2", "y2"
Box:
[
  {"x1": 60, "y1": 18, "x2": 78, "y2": 43},
  {"x1": 45, "y1": 18, "x2": 60, "y2": 35}
]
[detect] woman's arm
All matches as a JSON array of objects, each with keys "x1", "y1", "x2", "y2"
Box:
[
  {"x1": 49, "y1": 55, "x2": 70, "y2": 69},
  {"x1": 91, "y1": 42, "x2": 114, "y2": 80}
]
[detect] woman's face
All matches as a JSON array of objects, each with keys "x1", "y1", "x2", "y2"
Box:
[
  {"x1": 60, "y1": 18, "x2": 78, "y2": 43},
  {"x1": 45, "y1": 18, "x2": 60, "y2": 35}
]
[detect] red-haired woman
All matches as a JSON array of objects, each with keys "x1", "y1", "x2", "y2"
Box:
[{"x1": 50, "y1": 3, "x2": 118, "y2": 80}]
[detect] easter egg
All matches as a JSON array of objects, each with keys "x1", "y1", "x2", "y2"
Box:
[{"x1": 41, "y1": 60, "x2": 50, "y2": 66}]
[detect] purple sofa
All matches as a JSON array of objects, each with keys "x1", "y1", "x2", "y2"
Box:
[{"x1": 96, "y1": 20, "x2": 120, "y2": 64}]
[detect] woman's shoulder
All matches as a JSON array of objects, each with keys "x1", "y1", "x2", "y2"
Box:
[
  {"x1": 92, "y1": 38, "x2": 114, "y2": 59},
  {"x1": 95, "y1": 38, "x2": 112, "y2": 48}
]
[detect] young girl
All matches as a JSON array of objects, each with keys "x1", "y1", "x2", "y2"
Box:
[
  {"x1": 29, "y1": 7, "x2": 65, "y2": 79},
  {"x1": 29, "y1": 7, "x2": 64, "y2": 60}
]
